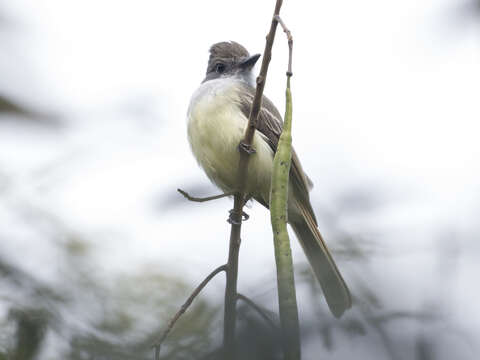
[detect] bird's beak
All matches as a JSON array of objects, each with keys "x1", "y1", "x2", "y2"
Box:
[{"x1": 238, "y1": 54, "x2": 261, "y2": 69}]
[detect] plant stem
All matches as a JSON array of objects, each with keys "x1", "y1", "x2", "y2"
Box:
[
  {"x1": 223, "y1": 195, "x2": 243, "y2": 357},
  {"x1": 270, "y1": 32, "x2": 301, "y2": 358}
]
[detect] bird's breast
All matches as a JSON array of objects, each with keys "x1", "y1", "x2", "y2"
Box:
[{"x1": 187, "y1": 79, "x2": 273, "y2": 202}]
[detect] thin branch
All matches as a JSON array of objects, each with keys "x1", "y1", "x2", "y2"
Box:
[
  {"x1": 177, "y1": 189, "x2": 236, "y2": 203},
  {"x1": 237, "y1": 293, "x2": 277, "y2": 330},
  {"x1": 274, "y1": 15, "x2": 293, "y2": 76},
  {"x1": 154, "y1": 265, "x2": 227, "y2": 360},
  {"x1": 243, "y1": 0, "x2": 284, "y2": 146},
  {"x1": 223, "y1": 1, "x2": 284, "y2": 358}
]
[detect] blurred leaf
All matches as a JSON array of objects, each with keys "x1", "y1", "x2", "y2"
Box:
[
  {"x1": 341, "y1": 318, "x2": 367, "y2": 336},
  {"x1": 336, "y1": 187, "x2": 385, "y2": 213},
  {"x1": 445, "y1": 0, "x2": 480, "y2": 33},
  {"x1": 0, "y1": 94, "x2": 61, "y2": 127},
  {"x1": 0, "y1": 95, "x2": 28, "y2": 115},
  {"x1": 415, "y1": 335, "x2": 435, "y2": 360},
  {"x1": 455, "y1": 0, "x2": 480, "y2": 19},
  {"x1": 319, "y1": 323, "x2": 333, "y2": 350},
  {"x1": 9, "y1": 308, "x2": 48, "y2": 360}
]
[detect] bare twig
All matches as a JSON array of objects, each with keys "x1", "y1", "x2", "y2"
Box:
[
  {"x1": 177, "y1": 189, "x2": 236, "y2": 203},
  {"x1": 154, "y1": 265, "x2": 227, "y2": 360},
  {"x1": 223, "y1": 1, "x2": 284, "y2": 358},
  {"x1": 274, "y1": 15, "x2": 293, "y2": 76},
  {"x1": 237, "y1": 293, "x2": 277, "y2": 330}
]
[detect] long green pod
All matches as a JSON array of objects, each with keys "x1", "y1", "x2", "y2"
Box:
[{"x1": 270, "y1": 77, "x2": 301, "y2": 360}]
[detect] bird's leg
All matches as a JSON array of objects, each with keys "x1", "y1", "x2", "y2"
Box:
[
  {"x1": 227, "y1": 209, "x2": 249, "y2": 224},
  {"x1": 227, "y1": 195, "x2": 251, "y2": 224},
  {"x1": 238, "y1": 141, "x2": 256, "y2": 155}
]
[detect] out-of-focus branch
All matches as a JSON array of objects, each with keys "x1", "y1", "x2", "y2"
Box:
[
  {"x1": 154, "y1": 265, "x2": 227, "y2": 360},
  {"x1": 0, "y1": 95, "x2": 60, "y2": 126}
]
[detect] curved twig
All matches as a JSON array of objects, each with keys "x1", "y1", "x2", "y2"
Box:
[
  {"x1": 154, "y1": 265, "x2": 227, "y2": 360},
  {"x1": 274, "y1": 15, "x2": 293, "y2": 77}
]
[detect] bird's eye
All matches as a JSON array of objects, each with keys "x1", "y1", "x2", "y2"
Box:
[{"x1": 215, "y1": 63, "x2": 225, "y2": 73}]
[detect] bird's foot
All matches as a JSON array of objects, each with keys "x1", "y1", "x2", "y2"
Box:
[
  {"x1": 227, "y1": 209, "x2": 249, "y2": 225},
  {"x1": 238, "y1": 141, "x2": 256, "y2": 155}
]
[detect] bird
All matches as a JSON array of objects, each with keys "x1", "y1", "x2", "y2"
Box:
[{"x1": 187, "y1": 41, "x2": 351, "y2": 317}]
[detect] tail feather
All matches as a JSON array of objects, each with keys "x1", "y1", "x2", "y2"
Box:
[{"x1": 290, "y1": 202, "x2": 352, "y2": 317}]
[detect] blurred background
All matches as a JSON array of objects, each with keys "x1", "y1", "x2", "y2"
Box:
[{"x1": 0, "y1": 0, "x2": 479, "y2": 359}]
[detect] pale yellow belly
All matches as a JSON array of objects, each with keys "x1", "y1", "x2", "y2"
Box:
[{"x1": 187, "y1": 79, "x2": 274, "y2": 204}]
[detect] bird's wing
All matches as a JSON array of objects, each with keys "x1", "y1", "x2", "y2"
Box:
[{"x1": 236, "y1": 83, "x2": 317, "y2": 225}]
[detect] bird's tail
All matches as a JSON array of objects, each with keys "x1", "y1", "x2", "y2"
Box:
[{"x1": 290, "y1": 201, "x2": 352, "y2": 317}]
